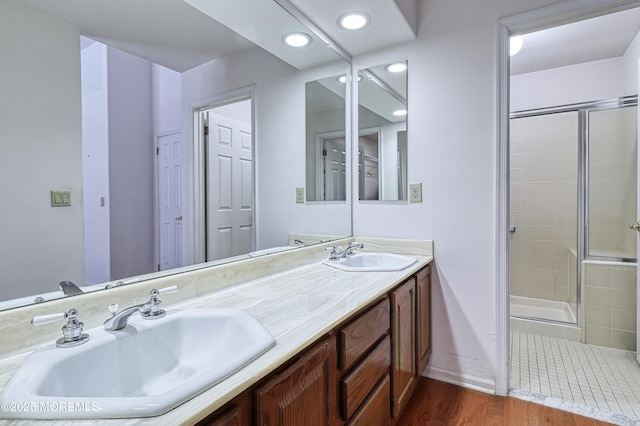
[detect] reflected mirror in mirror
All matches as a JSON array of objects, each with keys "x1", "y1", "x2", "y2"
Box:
[
  {"x1": 305, "y1": 75, "x2": 348, "y2": 202},
  {"x1": 357, "y1": 61, "x2": 408, "y2": 201},
  {"x1": 0, "y1": 1, "x2": 351, "y2": 311}
]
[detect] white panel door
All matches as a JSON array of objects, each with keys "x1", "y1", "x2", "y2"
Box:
[
  {"x1": 322, "y1": 138, "x2": 346, "y2": 201},
  {"x1": 206, "y1": 112, "x2": 253, "y2": 261},
  {"x1": 157, "y1": 132, "x2": 182, "y2": 271}
]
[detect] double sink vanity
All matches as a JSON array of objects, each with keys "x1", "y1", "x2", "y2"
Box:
[{"x1": 0, "y1": 237, "x2": 433, "y2": 425}]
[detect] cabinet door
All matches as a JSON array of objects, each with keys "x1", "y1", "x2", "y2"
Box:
[
  {"x1": 197, "y1": 392, "x2": 251, "y2": 426},
  {"x1": 390, "y1": 278, "x2": 416, "y2": 418},
  {"x1": 255, "y1": 336, "x2": 337, "y2": 426},
  {"x1": 416, "y1": 266, "x2": 432, "y2": 374}
]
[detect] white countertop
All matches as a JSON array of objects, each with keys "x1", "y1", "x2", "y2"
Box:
[{"x1": 0, "y1": 246, "x2": 432, "y2": 425}]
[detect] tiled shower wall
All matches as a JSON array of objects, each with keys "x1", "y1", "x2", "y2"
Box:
[
  {"x1": 584, "y1": 262, "x2": 636, "y2": 351},
  {"x1": 510, "y1": 112, "x2": 578, "y2": 304}
]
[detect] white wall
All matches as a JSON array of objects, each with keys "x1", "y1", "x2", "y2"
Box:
[
  {"x1": 107, "y1": 47, "x2": 155, "y2": 280},
  {"x1": 152, "y1": 64, "x2": 182, "y2": 135},
  {"x1": 182, "y1": 47, "x2": 352, "y2": 261},
  {"x1": 0, "y1": 0, "x2": 85, "y2": 299},
  {"x1": 623, "y1": 29, "x2": 640, "y2": 95},
  {"x1": 353, "y1": 0, "x2": 561, "y2": 391},
  {"x1": 511, "y1": 58, "x2": 624, "y2": 111}
]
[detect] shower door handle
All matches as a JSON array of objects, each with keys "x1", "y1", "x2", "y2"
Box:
[{"x1": 629, "y1": 222, "x2": 640, "y2": 231}]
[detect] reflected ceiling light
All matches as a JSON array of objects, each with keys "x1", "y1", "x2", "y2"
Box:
[
  {"x1": 337, "y1": 75, "x2": 362, "y2": 83},
  {"x1": 338, "y1": 12, "x2": 370, "y2": 30},
  {"x1": 385, "y1": 62, "x2": 407, "y2": 73},
  {"x1": 282, "y1": 32, "x2": 312, "y2": 47},
  {"x1": 393, "y1": 109, "x2": 408, "y2": 117},
  {"x1": 509, "y1": 35, "x2": 523, "y2": 56}
]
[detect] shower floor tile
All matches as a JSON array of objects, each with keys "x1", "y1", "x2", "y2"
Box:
[{"x1": 511, "y1": 331, "x2": 640, "y2": 425}]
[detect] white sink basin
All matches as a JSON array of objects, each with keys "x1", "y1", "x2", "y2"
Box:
[
  {"x1": 323, "y1": 252, "x2": 417, "y2": 272},
  {"x1": 0, "y1": 308, "x2": 275, "y2": 419}
]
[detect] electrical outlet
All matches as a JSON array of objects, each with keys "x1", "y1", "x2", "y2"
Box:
[
  {"x1": 296, "y1": 187, "x2": 305, "y2": 203},
  {"x1": 409, "y1": 183, "x2": 422, "y2": 203}
]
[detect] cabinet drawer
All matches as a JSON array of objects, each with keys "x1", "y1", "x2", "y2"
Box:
[
  {"x1": 341, "y1": 336, "x2": 391, "y2": 420},
  {"x1": 338, "y1": 298, "x2": 390, "y2": 370},
  {"x1": 346, "y1": 374, "x2": 391, "y2": 426}
]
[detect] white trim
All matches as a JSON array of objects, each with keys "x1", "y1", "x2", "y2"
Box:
[
  {"x1": 425, "y1": 366, "x2": 496, "y2": 395},
  {"x1": 190, "y1": 85, "x2": 256, "y2": 264},
  {"x1": 496, "y1": 0, "x2": 640, "y2": 398},
  {"x1": 495, "y1": 22, "x2": 510, "y2": 397}
]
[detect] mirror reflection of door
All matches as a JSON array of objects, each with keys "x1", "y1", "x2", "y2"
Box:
[
  {"x1": 358, "y1": 129, "x2": 381, "y2": 200},
  {"x1": 321, "y1": 137, "x2": 347, "y2": 201},
  {"x1": 201, "y1": 100, "x2": 254, "y2": 261},
  {"x1": 157, "y1": 131, "x2": 183, "y2": 271}
]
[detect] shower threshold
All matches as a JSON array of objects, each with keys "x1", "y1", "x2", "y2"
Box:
[{"x1": 510, "y1": 295, "x2": 576, "y2": 323}]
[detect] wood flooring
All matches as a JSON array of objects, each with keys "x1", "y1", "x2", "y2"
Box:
[{"x1": 396, "y1": 378, "x2": 614, "y2": 425}]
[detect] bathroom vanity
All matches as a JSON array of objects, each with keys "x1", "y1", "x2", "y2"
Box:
[
  {"x1": 0, "y1": 238, "x2": 433, "y2": 425},
  {"x1": 199, "y1": 264, "x2": 431, "y2": 426}
]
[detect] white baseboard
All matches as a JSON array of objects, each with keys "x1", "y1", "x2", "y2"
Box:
[{"x1": 423, "y1": 366, "x2": 496, "y2": 395}]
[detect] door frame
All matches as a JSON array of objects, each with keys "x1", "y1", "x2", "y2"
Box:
[
  {"x1": 192, "y1": 85, "x2": 256, "y2": 264},
  {"x1": 496, "y1": 0, "x2": 640, "y2": 396}
]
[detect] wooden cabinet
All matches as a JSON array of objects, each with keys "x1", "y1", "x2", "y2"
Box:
[
  {"x1": 197, "y1": 391, "x2": 252, "y2": 426},
  {"x1": 390, "y1": 278, "x2": 416, "y2": 419},
  {"x1": 337, "y1": 298, "x2": 391, "y2": 424},
  {"x1": 197, "y1": 264, "x2": 432, "y2": 426},
  {"x1": 255, "y1": 336, "x2": 337, "y2": 426},
  {"x1": 416, "y1": 265, "x2": 432, "y2": 374}
]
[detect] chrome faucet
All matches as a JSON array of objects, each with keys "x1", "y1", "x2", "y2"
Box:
[
  {"x1": 32, "y1": 308, "x2": 90, "y2": 348},
  {"x1": 326, "y1": 242, "x2": 364, "y2": 260},
  {"x1": 59, "y1": 280, "x2": 83, "y2": 296},
  {"x1": 103, "y1": 286, "x2": 178, "y2": 331}
]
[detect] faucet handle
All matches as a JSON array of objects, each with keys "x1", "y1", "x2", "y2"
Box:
[
  {"x1": 31, "y1": 312, "x2": 67, "y2": 326},
  {"x1": 141, "y1": 286, "x2": 179, "y2": 320},
  {"x1": 31, "y1": 308, "x2": 90, "y2": 348},
  {"x1": 108, "y1": 303, "x2": 119, "y2": 316},
  {"x1": 156, "y1": 285, "x2": 178, "y2": 295},
  {"x1": 325, "y1": 246, "x2": 340, "y2": 260}
]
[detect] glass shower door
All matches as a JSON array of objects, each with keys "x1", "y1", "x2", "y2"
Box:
[{"x1": 585, "y1": 104, "x2": 638, "y2": 352}]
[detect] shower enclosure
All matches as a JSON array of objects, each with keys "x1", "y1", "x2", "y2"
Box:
[{"x1": 509, "y1": 96, "x2": 638, "y2": 350}]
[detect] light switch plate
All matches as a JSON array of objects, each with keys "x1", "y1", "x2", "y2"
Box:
[
  {"x1": 296, "y1": 187, "x2": 305, "y2": 203},
  {"x1": 409, "y1": 183, "x2": 422, "y2": 203},
  {"x1": 50, "y1": 190, "x2": 71, "y2": 207}
]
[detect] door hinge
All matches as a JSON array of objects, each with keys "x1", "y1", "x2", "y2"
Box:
[
  {"x1": 204, "y1": 126, "x2": 209, "y2": 136},
  {"x1": 156, "y1": 147, "x2": 159, "y2": 155},
  {"x1": 157, "y1": 264, "x2": 160, "y2": 271},
  {"x1": 322, "y1": 148, "x2": 327, "y2": 156}
]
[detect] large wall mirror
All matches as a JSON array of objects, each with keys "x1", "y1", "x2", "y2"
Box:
[
  {"x1": 0, "y1": 0, "x2": 351, "y2": 311},
  {"x1": 357, "y1": 61, "x2": 408, "y2": 201}
]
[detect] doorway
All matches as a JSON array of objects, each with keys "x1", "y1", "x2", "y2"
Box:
[
  {"x1": 197, "y1": 99, "x2": 254, "y2": 262},
  {"x1": 498, "y1": 1, "x2": 640, "y2": 419}
]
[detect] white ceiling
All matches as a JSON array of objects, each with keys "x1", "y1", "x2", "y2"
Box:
[
  {"x1": 11, "y1": 0, "x2": 417, "y2": 72},
  {"x1": 511, "y1": 6, "x2": 640, "y2": 76}
]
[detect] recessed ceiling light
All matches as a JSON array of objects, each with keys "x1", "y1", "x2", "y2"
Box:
[
  {"x1": 337, "y1": 75, "x2": 362, "y2": 83},
  {"x1": 385, "y1": 62, "x2": 407, "y2": 73},
  {"x1": 338, "y1": 12, "x2": 370, "y2": 30},
  {"x1": 393, "y1": 109, "x2": 408, "y2": 117},
  {"x1": 283, "y1": 32, "x2": 312, "y2": 48},
  {"x1": 509, "y1": 35, "x2": 523, "y2": 56}
]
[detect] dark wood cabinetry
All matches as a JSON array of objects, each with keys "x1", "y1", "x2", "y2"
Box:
[
  {"x1": 196, "y1": 264, "x2": 432, "y2": 426},
  {"x1": 416, "y1": 265, "x2": 432, "y2": 374},
  {"x1": 255, "y1": 336, "x2": 337, "y2": 426},
  {"x1": 390, "y1": 278, "x2": 417, "y2": 418}
]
